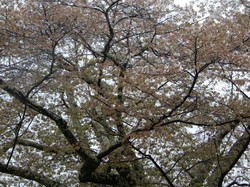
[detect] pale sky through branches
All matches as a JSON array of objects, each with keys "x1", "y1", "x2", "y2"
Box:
[{"x1": 174, "y1": 0, "x2": 192, "y2": 6}]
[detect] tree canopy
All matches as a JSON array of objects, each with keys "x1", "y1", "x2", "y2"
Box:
[{"x1": 0, "y1": 0, "x2": 249, "y2": 186}]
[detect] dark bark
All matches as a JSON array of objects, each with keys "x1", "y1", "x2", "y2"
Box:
[
  {"x1": 0, "y1": 162, "x2": 64, "y2": 187},
  {"x1": 79, "y1": 171, "x2": 130, "y2": 187},
  {"x1": 208, "y1": 124, "x2": 250, "y2": 187}
]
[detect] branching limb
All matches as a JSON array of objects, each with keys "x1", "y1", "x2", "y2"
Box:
[
  {"x1": 6, "y1": 105, "x2": 27, "y2": 169},
  {"x1": 0, "y1": 78, "x2": 98, "y2": 163},
  {"x1": 130, "y1": 142, "x2": 175, "y2": 187}
]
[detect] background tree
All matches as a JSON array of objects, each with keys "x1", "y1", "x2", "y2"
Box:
[{"x1": 0, "y1": 0, "x2": 249, "y2": 186}]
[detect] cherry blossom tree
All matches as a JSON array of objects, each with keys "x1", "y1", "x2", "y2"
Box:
[{"x1": 0, "y1": 0, "x2": 249, "y2": 186}]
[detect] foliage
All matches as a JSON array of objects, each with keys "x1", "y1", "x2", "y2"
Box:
[{"x1": 0, "y1": 0, "x2": 249, "y2": 186}]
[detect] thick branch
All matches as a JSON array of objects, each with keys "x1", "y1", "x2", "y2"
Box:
[
  {"x1": 79, "y1": 171, "x2": 129, "y2": 186},
  {"x1": 216, "y1": 126, "x2": 250, "y2": 186},
  {"x1": 3, "y1": 139, "x2": 77, "y2": 155},
  {"x1": 189, "y1": 122, "x2": 237, "y2": 186},
  {"x1": 97, "y1": 141, "x2": 123, "y2": 159},
  {"x1": 0, "y1": 162, "x2": 64, "y2": 187},
  {"x1": 17, "y1": 139, "x2": 58, "y2": 153}
]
